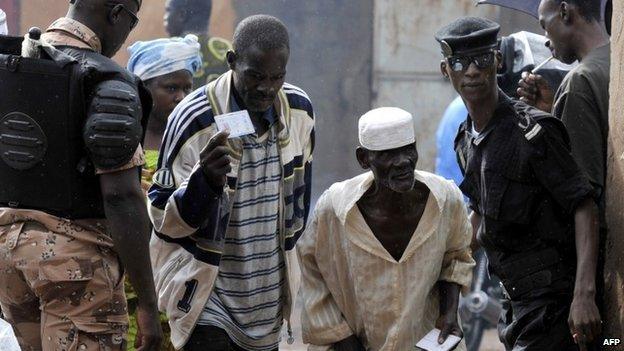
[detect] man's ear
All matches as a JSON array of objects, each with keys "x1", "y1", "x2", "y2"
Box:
[
  {"x1": 440, "y1": 60, "x2": 449, "y2": 79},
  {"x1": 560, "y1": 1, "x2": 572, "y2": 24},
  {"x1": 495, "y1": 50, "x2": 503, "y2": 70},
  {"x1": 226, "y1": 50, "x2": 237, "y2": 70},
  {"x1": 356, "y1": 147, "x2": 370, "y2": 169},
  {"x1": 107, "y1": 4, "x2": 123, "y2": 25}
]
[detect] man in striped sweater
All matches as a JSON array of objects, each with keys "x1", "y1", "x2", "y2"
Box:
[{"x1": 147, "y1": 15, "x2": 315, "y2": 351}]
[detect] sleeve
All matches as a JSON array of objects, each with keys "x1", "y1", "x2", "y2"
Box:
[
  {"x1": 438, "y1": 184, "x2": 475, "y2": 292},
  {"x1": 528, "y1": 118, "x2": 596, "y2": 213},
  {"x1": 297, "y1": 193, "x2": 354, "y2": 346},
  {"x1": 554, "y1": 90, "x2": 606, "y2": 195},
  {"x1": 147, "y1": 99, "x2": 222, "y2": 239},
  {"x1": 96, "y1": 144, "x2": 145, "y2": 174}
]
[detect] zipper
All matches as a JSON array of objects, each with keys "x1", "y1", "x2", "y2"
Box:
[{"x1": 286, "y1": 319, "x2": 294, "y2": 344}]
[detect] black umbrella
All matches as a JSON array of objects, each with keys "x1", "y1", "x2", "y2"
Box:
[{"x1": 477, "y1": 0, "x2": 540, "y2": 18}]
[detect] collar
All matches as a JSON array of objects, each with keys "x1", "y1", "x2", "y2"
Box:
[
  {"x1": 42, "y1": 17, "x2": 102, "y2": 53},
  {"x1": 465, "y1": 90, "x2": 513, "y2": 145},
  {"x1": 208, "y1": 70, "x2": 288, "y2": 134},
  {"x1": 335, "y1": 170, "x2": 447, "y2": 225}
]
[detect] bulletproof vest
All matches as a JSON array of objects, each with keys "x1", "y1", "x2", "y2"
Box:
[{"x1": 0, "y1": 36, "x2": 148, "y2": 219}]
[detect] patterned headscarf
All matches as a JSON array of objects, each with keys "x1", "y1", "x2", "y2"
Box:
[{"x1": 127, "y1": 34, "x2": 202, "y2": 81}]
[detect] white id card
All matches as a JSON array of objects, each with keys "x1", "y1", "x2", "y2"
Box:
[
  {"x1": 415, "y1": 329, "x2": 462, "y2": 351},
  {"x1": 214, "y1": 110, "x2": 255, "y2": 138}
]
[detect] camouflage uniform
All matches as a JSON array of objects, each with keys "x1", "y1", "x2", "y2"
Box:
[{"x1": 0, "y1": 18, "x2": 145, "y2": 351}]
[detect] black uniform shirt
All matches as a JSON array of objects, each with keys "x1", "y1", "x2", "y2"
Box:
[{"x1": 455, "y1": 92, "x2": 595, "y2": 275}]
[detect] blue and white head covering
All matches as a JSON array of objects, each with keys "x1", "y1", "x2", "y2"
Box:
[
  {"x1": 0, "y1": 9, "x2": 8, "y2": 35},
  {"x1": 127, "y1": 34, "x2": 202, "y2": 81}
]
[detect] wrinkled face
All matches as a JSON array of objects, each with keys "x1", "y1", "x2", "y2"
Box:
[
  {"x1": 164, "y1": 0, "x2": 186, "y2": 37},
  {"x1": 539, "y1": 0, "x2": 577, "y2": 64},
  {"x1": 102, "y1": 1, "x2": 140, "y2": 57},
  {"x1": 145, "y1": 70, "x2": 193, "y2": 123},
  {"x1": 441, "y1": 49, "x2": 501, "y2": 104},
  {"x1": 359, "y1": 143, "x2": 418, "y2": 193},
  {"x1": 229, "y1": 45, "x2": 289, "y2": 113}
]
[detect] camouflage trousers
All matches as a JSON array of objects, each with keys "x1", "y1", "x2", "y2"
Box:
[{"x1": 0, "y1": 220, "x2": 129, "y2": 351}]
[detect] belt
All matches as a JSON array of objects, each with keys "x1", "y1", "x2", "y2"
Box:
[
  {"x1": 496, "y1": 248, "x2": 572, "y2": 300},
  {"x1": 496, "y1": 247, "x2": 561, "y2": 281}
]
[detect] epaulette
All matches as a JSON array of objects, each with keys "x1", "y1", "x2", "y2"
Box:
[{"x1": 511, "y1": 100, "x2": 552, "y2": 142}]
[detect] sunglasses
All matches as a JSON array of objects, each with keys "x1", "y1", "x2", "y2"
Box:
[
  {"x1": 106, "y1": 3, "x2": 139, "y2": 29},
  {"x1": 447, "y1": 51, "x2": 495, "y2": 72}
]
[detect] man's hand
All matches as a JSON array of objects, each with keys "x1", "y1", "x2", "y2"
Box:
[
  {"x1": 436, "y1": 281, "x2": 462, "y2": 349},
  {"x1": 199, "y1": 130, "x2": 231, "y2": 190},
  {"x1": 569, "y1": 295, "x2": 601, "y2": 350},
  {"x1": 435, "y1": 313, "x2": 463, "y2": 349},
  {"x1": 517, "y1": 72, "x2": 555, "y2": 112},
  {"x1": 333, "y1": 335, "x2": 365, "y2": 351},
  {"x1": 134, "y1": 302, "x2": 163, "y2": 351}
]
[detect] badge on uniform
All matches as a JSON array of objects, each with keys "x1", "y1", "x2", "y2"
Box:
[{"x1": 153, "y1": 168, "x2": 175, "y2": 189}]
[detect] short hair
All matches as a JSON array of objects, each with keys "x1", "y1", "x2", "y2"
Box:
[
  {"x1": 554, "y1": 0, "x2": 601, "y2": 22},
  {"x1": 232, "y1": 15, "x2": 289, "y2": 56}
]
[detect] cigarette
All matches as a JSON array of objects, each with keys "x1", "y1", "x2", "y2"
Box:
[{"x1": 531, "y1": 56, "x2": 554, "y2": 73}]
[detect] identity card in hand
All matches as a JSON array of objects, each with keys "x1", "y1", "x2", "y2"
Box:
[
  {"x1": 214, "y1": 110, "x2": 255, "y2": 138},
  {"x1": 415, "y1": 328, "x2": 462, "y2": 351}
]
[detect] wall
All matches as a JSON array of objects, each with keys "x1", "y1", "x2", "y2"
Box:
[
  {"x1": 604, "y1": 0, "x2": 624, "y2": 337},
  {"x1": 372, "y1": 1, "x2": 542, "y2": 172}
]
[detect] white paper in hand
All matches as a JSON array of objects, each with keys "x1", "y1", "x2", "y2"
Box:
[
  {"x1": 214, "y1": 110, "x2": 255, "y2": 138},
  {"x1": 0, "y1": 317, "x2": 21, "y2": 351},
  {"x1": 415, "y1": 328, "x2": 462, "y2": 351}
]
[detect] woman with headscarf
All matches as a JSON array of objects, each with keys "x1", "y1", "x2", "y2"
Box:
[{"x1": 127, "y1": 34, "x2": 202, "y2": 190}]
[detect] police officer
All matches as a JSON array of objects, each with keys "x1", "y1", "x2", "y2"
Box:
[
  {"x1": 0, "y1": 0, "x2": 161, "y2": 350},
  {"x1": 435, "y1": 17, "x2": 601, "y2": 350}
]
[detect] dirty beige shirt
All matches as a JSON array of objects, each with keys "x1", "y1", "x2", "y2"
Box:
[{"x1": 297, "y1": 170, "x2": 474, "y2": 351}]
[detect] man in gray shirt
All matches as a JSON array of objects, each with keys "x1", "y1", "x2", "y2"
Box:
[{"x1": 518, "y1": 0, "x2": 609, "y2": 347}]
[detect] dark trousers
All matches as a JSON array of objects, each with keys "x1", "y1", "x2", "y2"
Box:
[
  {"x1": 184, "y1": 325, "x2": 279, "y2": 351},
  {"x1": 498, "y1": 294, "x2": 600, "y2": 351}
]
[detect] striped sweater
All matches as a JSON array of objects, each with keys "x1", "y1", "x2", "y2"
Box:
[{"x1": 147, "y1": 70, "x2": 314, "y2": 349}]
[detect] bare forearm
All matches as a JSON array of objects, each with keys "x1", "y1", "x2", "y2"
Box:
[
  {"x1": 334, "y1": 335, "x2": 365, "y2": 351},
  {"x1": 105, "y1": 191, "x2": 158, "y2": 307},
  {"x1": 573, "y1": 198, "x2": 599, "y2": 297},
  {"x1": 439, "y1": 281, "x2": 461, "y2": 317}
]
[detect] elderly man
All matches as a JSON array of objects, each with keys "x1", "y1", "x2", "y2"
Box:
[
  {"x1": 148, "y1": 14, "x2": 314, "y2": 351},
  {"x1": 437, "y1": 17, "x2": 601, "y2": 350},
  {"x1": 0, "y1": 0, "x2": 162, "y2": 350},
  {"x1": 298, "y1": 107, "x2": 474, "y2": 350}
]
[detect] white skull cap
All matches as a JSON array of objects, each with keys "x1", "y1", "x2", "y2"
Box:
[{"x1": 358, "y1": 107, "x2": 415, "y2": 151}]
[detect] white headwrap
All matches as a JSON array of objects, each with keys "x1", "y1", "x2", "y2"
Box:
[
  {"x1": 358, "y1": 107, "x2": 416, "y2": 151},
  {"x1": 127, "y1": 34, "x2": 202, "y2": 81},
  {"x1": 0, "y1": 9, "x2": 7, "y2": 35}
]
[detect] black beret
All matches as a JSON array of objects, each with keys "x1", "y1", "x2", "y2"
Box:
[{"x1": 434, "y1": 17, "x2": 500, "y2": 57}]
